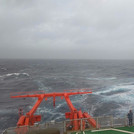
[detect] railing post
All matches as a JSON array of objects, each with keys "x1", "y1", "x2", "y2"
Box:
[
  {"x1": 125, "y1": 116, "x2": 127, "y2": 126},
  {"x1": 111, "y1": 116, "x2": 113, "y2": 127},
  {"x1": 64, "y1": 121, "x2": 66, "y2": 133},
  {"x1": 80, "y1": 119, "x2": 82, "y2": 131},
  {"x1": 96, "y1": 117, "x2": 98, "y2": 129}
]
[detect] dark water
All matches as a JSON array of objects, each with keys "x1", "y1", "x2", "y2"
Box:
[{"x1": 0, "y1": 59, "x2": 134, "y2": 132}]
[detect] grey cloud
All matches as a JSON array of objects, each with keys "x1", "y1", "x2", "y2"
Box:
[{"x1": 0, "y1": 0, "x2": 134, "y2": 59}]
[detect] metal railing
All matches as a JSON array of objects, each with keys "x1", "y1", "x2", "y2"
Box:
[
  {"x1": 2, "y1": 116, "x2": 129, "y2": 134},
  {"x1": 65, "y1": 116, "x2": 128, "y2": 132}
]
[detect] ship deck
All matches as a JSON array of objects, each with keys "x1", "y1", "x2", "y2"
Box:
[
  {"x1": 2, "y1": 125, "x2": 134, "y2": 134},
  {"x1": 2, "y1": 116, "x2": 132, "y2": 134},
  {"x1": 71, "y1": 126, "x2": 134, "y2": 134}
]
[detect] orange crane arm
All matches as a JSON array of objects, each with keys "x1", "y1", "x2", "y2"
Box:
[
  {"x1": 64, "y1": 94, "x2": 77, "y2": 112},
  {"x1": 11, "y1": 89, "x2": 92, "y2": 98},
  {"x1": 11, "y1": 88, "x2": 96, "y2": 129},
  {"x1": 28, "y1": 95, "x2": 44, "y2": 116}
]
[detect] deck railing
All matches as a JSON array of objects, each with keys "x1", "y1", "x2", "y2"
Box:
[{"x1": 2, "y1": 116, "x2": 129, "y2": 134}]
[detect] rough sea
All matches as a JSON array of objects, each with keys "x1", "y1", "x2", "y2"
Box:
[{"x1": 0, "y1": 59, "x2": 134, "y2": 132}]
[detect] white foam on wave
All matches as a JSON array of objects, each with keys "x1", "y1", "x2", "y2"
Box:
[
  {"x1": 32, "y1": 81, "x2": 134, "y2": 119},
  {"x1": 87, "y1": 77, "x2": 117, "y2": 81},
  {"x1": 95, "y1": 83, "x2": 134, "y2": 95},
  {"x1": 0, "y1": 73, "x2": 30, "y2": 78},
  {"x1": 88, "y1": 82, "x2": 134, "y2": 117},
  {"x1": 94, "y1": 82, "x2": 134, "y2": 107},
  {"x1": 35, "y1": 80, "x2": 51, "y2": 92},
  {"x1": 35, "y1": 104, "x2": 65, "y2": 121},
  {"x1": 32, "y1": 93, "x2": 88, "y2": 121}
]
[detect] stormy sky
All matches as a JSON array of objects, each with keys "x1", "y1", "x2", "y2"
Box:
[{"x1": 0, "y1": 0, "x2": 134, "y2": 59}]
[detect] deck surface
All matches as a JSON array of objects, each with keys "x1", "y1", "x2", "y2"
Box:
[
  {"x1": 71, "y1": 126, "x2": 134, "y2": 134},
  {"x1": 116, "y1": 127, "x2": 134, "y2": 133}
]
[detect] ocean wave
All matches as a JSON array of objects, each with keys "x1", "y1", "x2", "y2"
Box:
[
  {"x1": 0, "y1": 67, "x2": 7, "y2": 71},
  {"x1": 94, "y1": 82, "x2": 134, "y2": 108},
  {"x1": 36, "y1": 105, "x2": 65, "y2": 121},
  {"x1": 95, "y1": 83, "x2": 134, "y2": 95},
  {"x1": 87, "y1": 77, "x2": 117, "y2": 81},
  {"x1": 0, "y1": 109, "x2": 14, "y2": 114},
  {"x1": 32, "y1": 94, "x2": 87, "y2": 122},
  {"x1": 0, "y1": 73, "x2": 30, "y2": 79}
]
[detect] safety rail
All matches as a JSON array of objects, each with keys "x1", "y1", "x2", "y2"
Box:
[
  {"x1": 65, "y1": 116, "x2": 128, "y2": 131},
  {"x1": 2, "y1": 116, "x2": 129, "y2": 134}
]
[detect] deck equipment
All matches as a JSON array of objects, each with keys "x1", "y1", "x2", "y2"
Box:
[{"x1": 11, "y1": 89, "x2": 97, "y2": 130}]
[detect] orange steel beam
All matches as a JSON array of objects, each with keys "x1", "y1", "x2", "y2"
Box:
[
  {"x1": 11, "y1": 90, "x2": 92, "y2": 117},
  {"x1": 11, "y1": 89, "x2": 98, "y2": 130},
  {"x1": 11, "y1": 89, "x2": 92, "y2": 98},
  {"x1": 28, "y1": 95, "x2": 44, "y2": 116},
  {"x1": 64, "y1": 94, "x2": 77, "y2": 112}
]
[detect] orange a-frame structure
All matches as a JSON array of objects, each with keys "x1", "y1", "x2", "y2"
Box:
[{"x1": 11, "y1": 89, "x2": 97, "y2": 130}]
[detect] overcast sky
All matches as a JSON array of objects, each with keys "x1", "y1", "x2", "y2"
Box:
[{"x1": 0, "y1": 0, "x2": 134, "y2": 59}]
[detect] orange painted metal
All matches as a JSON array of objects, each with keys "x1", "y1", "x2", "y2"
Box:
[
  {"x1": 73, "y1": 112, "x2": 79, "y2": 130},
  {"x1": 17, "y1": 116, "x2": 25, "y2": 126},
  {"x1": 11, "y1": 89, "x2": 97, "y2": 130},
  {"x1": 78, "y1": 110, "x2": 85, "y2": 130},
  {"x1": 83, "y1": 112, "x2": 98, "y2": 128}
]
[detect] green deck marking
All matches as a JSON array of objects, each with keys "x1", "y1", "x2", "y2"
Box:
[
  {"x1": 116, "y1": 126, "x2": 134, "y2": 133},
  {"x1": 71, "y1": 129, "x2": 129, "y2": 134},
  {"x1": 91, "y1": 130, "x2": 129, "y2": 134},
  {"x1": 71, "y1": 126, "x2": 134, "y2": 134}
]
